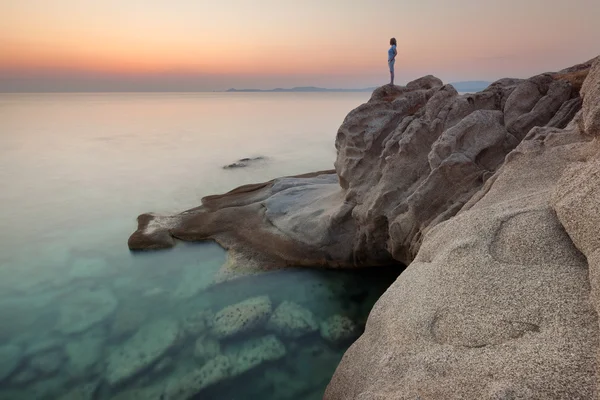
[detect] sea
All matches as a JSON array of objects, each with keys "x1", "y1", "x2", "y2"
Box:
[{"x1": 0, "y1": 92, "x2": 402, "y2": 399}]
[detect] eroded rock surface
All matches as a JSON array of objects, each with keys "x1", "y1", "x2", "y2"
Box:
[
  {"x1": 325, "y1": 57, "x2": 600, "y2": 399},
  {"x1": 211, "y1": 295, "x2": 273, "y2": 339}
]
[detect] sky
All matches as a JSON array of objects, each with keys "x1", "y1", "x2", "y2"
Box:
[{"x1": 1, "y1": 0, "x2": 598, "y2": 91}]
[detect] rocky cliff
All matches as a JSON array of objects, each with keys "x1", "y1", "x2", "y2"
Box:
[{"x1": 129, "y1": 56, "x2": 600, "y2": 398}]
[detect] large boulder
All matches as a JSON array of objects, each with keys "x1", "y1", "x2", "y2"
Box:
[
  {"x1": 324, "y1": 115, "x2": 599, "y2": 398},
  {"x1": 581, "y1": 56, "x2": 600, "y2": 135},
  {"x1": 211, "y1": 296, "x2": 273, "y2": 339}
]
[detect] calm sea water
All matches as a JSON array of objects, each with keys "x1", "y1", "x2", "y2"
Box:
[{"x1": 0, "y1": 92, "x2": 400, "y2": 399}]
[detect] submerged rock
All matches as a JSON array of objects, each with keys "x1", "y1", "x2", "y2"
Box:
[
  {"x1": 193, "y1": 335, "x2": 221, "y2": 363},
  {"x1": 223, "y1": 156, "x2": 266, "y2": 169},
  {"x1": 109, "y1": 302, "x2": 150, "y2": 340},
  {"x1": 162, "y1": 355, "x2": 231, "y2": 399},
  {"x1": 211, "y1": 295, "x2": 272, "y2": 339},
  {"x1": 320, "y1": 315, "x2": 359, "y2": 344},
  {"x1": 25, "y1": 337, "x2": 62, "y2": 356},
  {"x1": 56, "y1": 384, "x2": 99, "y2": 400},
  {"x1": 9, "y1": 368, "x2": 38, "y2": 385},
  {"x1": 225, "y1": 334, "x2": 286, "y2": 376},
  {"x1": 68, "y1": 257, "x2": 110, "y2": 279},
  {"x1": 105, "y1": 318, "x2": 180, "y2": 387},
  {"x1": 65, "y1": 335, "x2": 104, "y2": 378},
  {"x1": 0, "y1": 344, "x2": 23, "y2": 382},
  {"x1": 29, "y1": 349, "x2": 64, "y2": 375},
  {"x1": 55, "y1": 288, "x2": 118, "y2": 334},
  {"x1": 266, "y1": 301, "x2": 318, "y2": 338},
  {"x1": 182, "y1": 309, "x2": 214, "y2": 337},
  {"x1": 109, "y1": 384, "x2": 165, "y2": 400}
]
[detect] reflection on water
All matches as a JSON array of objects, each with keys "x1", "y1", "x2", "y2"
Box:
[{"x1": 0, "y1": 92, "x2": 401, "y2": 399}]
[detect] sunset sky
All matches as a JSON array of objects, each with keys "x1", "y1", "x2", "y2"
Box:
[{"x1": 1, "y1": 0, "x2": 598, "y2": 91}]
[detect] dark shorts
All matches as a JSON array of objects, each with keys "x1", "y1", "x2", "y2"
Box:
[{"x1": 388, "y1": 59, "x2": 395, "y2": 73}]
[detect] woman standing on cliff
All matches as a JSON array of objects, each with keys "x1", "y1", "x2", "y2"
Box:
[{"x1": 388, "y1": 38, "x2": 397, "y2": 85}]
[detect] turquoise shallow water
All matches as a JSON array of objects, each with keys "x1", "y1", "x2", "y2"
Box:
[{"x1": 0, "y1": 92, "x2": 401, "y2": 399}]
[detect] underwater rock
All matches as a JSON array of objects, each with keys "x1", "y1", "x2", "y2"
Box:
[
  {"x1": 193, "y1": 335, "x2": 221, "y2": 363},
  {"x1": 266, "y1": 301, "x2": 319, "y2": 338},
  {"x1": 109, "y1": 302, "x2": 150, "y2": 340},
  {"x1": 56, "y1": 383, "x2": 99, "y2": 400},
  {"x1": 109, "y1": 384, "x2": 165, "y2": 400},
  {"x1": 55, "y1": 288, "x2": 118, "y2": 334},
  {"x1": 172, "y1": 265, "x2": 216, "y2": 299},
  {"x1": 162, "y1": 355, "x2": 231, "y2": 399},
  {"x1": 151, "y1": 356, "x2": 174, "y2": 375},
  {"x1": 225, "y1": 334, "x2": 286, "y2": 376},
  {"x1": 212, "y1": 295, "x2": 272, "y2": 339},
  {"x1": 105, "y1": 318, "x2": 180, "y2": 387},
  {"x1": 65, "y1": 335, "x2": 104, "y2": 378},
  {"x1": 223, "y1": 156, "x2": 266, "y2": 169},
  {"x1": 320, "y1": 315, "x2": 359, "y2": 344},
  {"x1": 25, "y1": 337, "x2": 62, "y2": 356},
  {"x1": 68, "y1": 257, "x2": 110, "y2": 279},
  {"x1": 29, "y1": 349, "x2": 64, "y2": 376},
  {"x1": 182, "y1": 309, "x2": 214, "y2": 337},
  {"x1": 9, "y1": 368, "x2": 37, "y2": 385},
  {"x1": 0, "y1": 344, "x2": 23, "y2": 382}
]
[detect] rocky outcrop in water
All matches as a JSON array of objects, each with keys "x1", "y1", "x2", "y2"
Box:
[
  {"x1": 128, "y1": 56, "x2": 600, "y2": 398},
  {"x1": 129, "y1": 64, "x2": 587, "y2": 272}
]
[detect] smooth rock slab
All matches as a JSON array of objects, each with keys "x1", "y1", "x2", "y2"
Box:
[
  {"x1": 266, "y1": 301, "x2": 318, "y2": 338},
  {"x1": 320, "y1": 315, "x2": 359, "y2": 344},
  {"x1": 162, "y1": 355, "x2": 231, "y2": 399},
  {"x1": 225, "y1": 334, "x2": 286, "y2": 376},
  {"x1": 212, "y1": 295, "x2": 272, "y2": 339},
  {"x1": 105, "y1": 318, "x2": 180, "y2": 387},
  {"x1": 55, "y1": 288, "x2": 118, "y2": 334},
  {"x1": 0, "y1": 344, "x2": 23, "y2": 382}
]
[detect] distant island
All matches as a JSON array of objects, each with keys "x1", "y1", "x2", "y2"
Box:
[
  {"x1": 225, "y1": 82, "x2": 492, "y2": 93},
  {"x1": 225, "y1": 86, "x2": 376, "y2": 93}
]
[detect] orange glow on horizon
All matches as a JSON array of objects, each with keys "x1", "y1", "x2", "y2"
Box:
[{"x1": 1, "y1": 0, "x2": 598, "y2": 90}]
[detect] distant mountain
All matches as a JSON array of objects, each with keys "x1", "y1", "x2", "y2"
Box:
[
  {"x1": 450, "y1": 81, "x2": 492, "y2": 92},
  {"x1": 225, "y1": 86, "x2": 376, "y2": 93}
]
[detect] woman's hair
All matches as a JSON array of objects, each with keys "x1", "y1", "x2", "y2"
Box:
[{"x1": 390, "y1": 37, "x2": 397, "y2": 46}]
